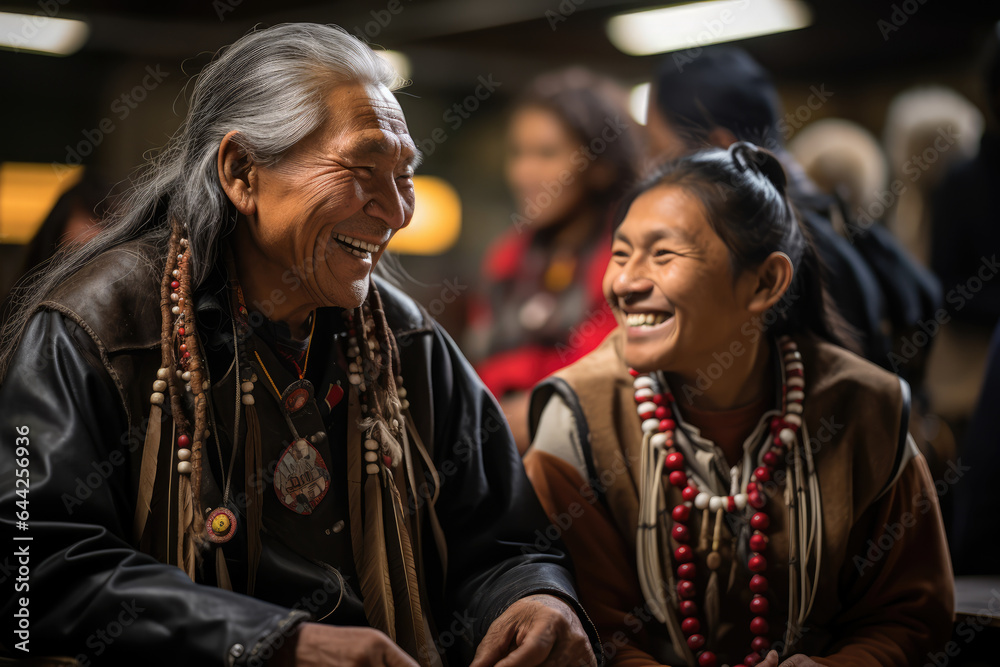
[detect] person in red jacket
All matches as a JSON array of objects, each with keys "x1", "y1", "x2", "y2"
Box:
[{"x1": 470, "y1": 67, "x2": 642, "y2": 452}]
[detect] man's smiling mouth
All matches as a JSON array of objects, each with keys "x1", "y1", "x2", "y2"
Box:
[{"x1": 333, "y1": 233, "x2": 381, "y2": 258}]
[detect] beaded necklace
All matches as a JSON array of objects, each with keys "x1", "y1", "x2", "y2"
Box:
[
  {"x1": 198, "y1": 259, "x2": 409, "y2": 542},
  {"x1": 633, "y1": 336, "x2": 806, "y2": 667},
  {"x1": 340, "y1": 307, "x2": 409, "y2": 472},
  {"x1": 142, "y1": 226, "x2": 418, "y2": 598}
]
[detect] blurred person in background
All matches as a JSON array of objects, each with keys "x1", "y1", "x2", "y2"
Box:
[
  {"x1": 788, "y1": 118, "x2": 888, "y2": 222},
  {"x1": 951, "y1": 319, "x2": 1000, "y2": 576},
  {"x1": 645, "y1": 46, "x2": 940, "y2": 375},
  {"x1": 468, "y1": 67, "x2": 642, "y2": 452},
  {"x1": 935, "y1": 27, "x2": 1000, "y2": 579},
  {"x1": 0, "y1": 172, "x2": 112, "y2": 322},
  {"x1": 927, "y1": 30, "x2": 1000, "y2": 428},
  {"x1": 884, "y1": 86, "x2": 983, "y2": 265},
  {"x1": 789, "y1": 117, "x2": 954, "y2": 495},
  {"x1": 19, "y1": 172, "x2": 112, "y2": 265}
]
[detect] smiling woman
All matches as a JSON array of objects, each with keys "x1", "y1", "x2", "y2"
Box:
[
  {"x1": 523, "y1": 143, "x2": 955, "y2": 666},
  {"x1": 603, "y1": 143, "x2": 849, "y2": 400}
]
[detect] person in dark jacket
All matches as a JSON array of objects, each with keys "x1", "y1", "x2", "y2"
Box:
[
  {"x1": 931, "y1": 28, "x2": 1000, "y2": 331},
  {"x1": 939, "y1": 24, "x2": 1000, "y2": 579},
  {"x1": 645, "y1": 46, "x2": 941, "y2": 372},
  {"x1": 0, "y1": 24, "x2": 599, "y2": 667}
]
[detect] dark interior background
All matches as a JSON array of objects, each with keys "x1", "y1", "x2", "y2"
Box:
[{"x1": 0, "y1": 0, "x2": 996, "y2": 334}]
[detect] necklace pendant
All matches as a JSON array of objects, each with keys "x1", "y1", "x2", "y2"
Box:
[
  {"x1": 206, "y1": 506, "x2": 237, "y2": 543},
  {"x1": 282, "y1": 378, "x2": 314, "y2": 414},
  {"x1": 274, "y1": 438, "x2": 331, "y2": 515}
]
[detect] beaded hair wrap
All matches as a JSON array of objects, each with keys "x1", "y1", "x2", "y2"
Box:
[
  {"x1": 351, "y1": 282, "x2": 406, "y2": 466},
  {"x1": 143, "y1": 221, "x2": 210, "y2": 579},
  {"x1": 342, "y1": 280, "x2": 432, "y2": 665}
]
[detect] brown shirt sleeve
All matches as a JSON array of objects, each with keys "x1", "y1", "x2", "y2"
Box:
[
  {"x1": 524, "y1": 448, "x2": 677, "y2": 667},
  {"x1": 812, "y1": 453, "x2": 955, "y2": 665}
]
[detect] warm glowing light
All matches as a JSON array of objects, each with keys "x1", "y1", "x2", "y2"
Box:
[
  {"x1": 0, "y1": 163, "x2": 85, "y2": 243},
  {"x1": 390, "y1": 176, "x2": 462, "y2": 255}
]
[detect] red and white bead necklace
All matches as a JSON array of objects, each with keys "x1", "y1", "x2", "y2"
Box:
[{"x1": 633, "y1": 336, "x2": 804, "y2": 667}]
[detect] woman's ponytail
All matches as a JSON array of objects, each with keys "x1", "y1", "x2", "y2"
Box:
[{"x1": 781, "y1": 216, "x2": 861, "y2": 353}]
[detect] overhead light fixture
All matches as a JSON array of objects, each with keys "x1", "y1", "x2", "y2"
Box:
[
  {"x1": 607, "y1": 0, "x2": 811, "y2": 57},
  {"x1": 0, "y1": 11, "x2": 89, "y2": 56},
  {"x1": 629, "y1": 83, "x2": 651, "y2": 125},
  {"x1": 377, "y1": 49, "x2": 411, "y2": 82},
  {"x1": 390, "y1": 176, "x2": 461, "y2": 255}
]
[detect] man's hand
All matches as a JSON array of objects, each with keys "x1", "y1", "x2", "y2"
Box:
[
  {"x1": 470, "y1": 594, "x2": 598, "y2": 667},
  {"x1": 758, "y1": 650, "x2": 823, "y2": 667},
  {"x1": 272, "y1": 623, "x2": 420, "y2": 667}
]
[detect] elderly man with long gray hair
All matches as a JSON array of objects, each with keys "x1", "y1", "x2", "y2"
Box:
[{"x1": 0, "y1": 23, "x2": 600, "y2": 667}]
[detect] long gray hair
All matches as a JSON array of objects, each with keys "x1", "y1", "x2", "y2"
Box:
[{"x1": 0, "y1": 23, "x2": 402, "y2": 381}]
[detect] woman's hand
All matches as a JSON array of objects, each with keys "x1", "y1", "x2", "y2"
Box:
[
  {"x1": 758, "y1": 650, "x2": 823, "y2": 667},
  {"x1": 272, "y1": 623, "x2": 420, "y2": 667}
]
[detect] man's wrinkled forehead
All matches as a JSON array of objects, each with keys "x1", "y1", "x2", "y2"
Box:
[{"x1": 329, "y1": 83, "x2": 413, "y2": 147}]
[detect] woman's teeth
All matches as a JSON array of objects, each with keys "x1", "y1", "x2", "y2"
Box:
[{"x1": 625, "y1": 312, "x2": 670, "y2": 327}]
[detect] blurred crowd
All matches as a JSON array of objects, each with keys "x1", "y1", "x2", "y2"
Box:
[{"x1": 4, "y1": 30, "x2": 999, "y2": 582}]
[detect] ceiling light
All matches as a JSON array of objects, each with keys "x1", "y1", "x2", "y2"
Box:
[
  {"x1": 607, "y1": 0, "x2": 811, "y2": 57},
  {"x1": 0, "y1": 11, "x2": 89, "y2": 56}
]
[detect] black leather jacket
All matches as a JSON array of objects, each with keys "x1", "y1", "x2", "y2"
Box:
[{"x1": 0, "y1": 241, "x2": 599, "y2": 666}]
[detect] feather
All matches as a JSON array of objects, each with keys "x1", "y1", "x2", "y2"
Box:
[
  {"x1": 365, "y1": 474, "x2": 395, "y2": 637},
  {"x1": 347, "y1": 391, "x2": 395, "y2": 638},
  {"x1": 388, "y1": 463, "x2": 430, "y2": 664},
  {"x1": 405, "y1": 420, "x2": 447, "y2": 582},
  {"x1": 134, "y1": 404, "x2": 162, "y2": 544},
  {"x1": 377, "y1": 420, "x2": 403, "y2": 469},
  {"x1": 166, "y1": 422, "x2": 176, "y2": 563},
  {"x1": 177, "y1": 472, "x2": 195, "y2": 580},
  {"x1": 245, "y1": 401, "x2": 263, "y2": 596},
  {"x1": 216, "y1": 547, "x2": 232, "y2": 591}
]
